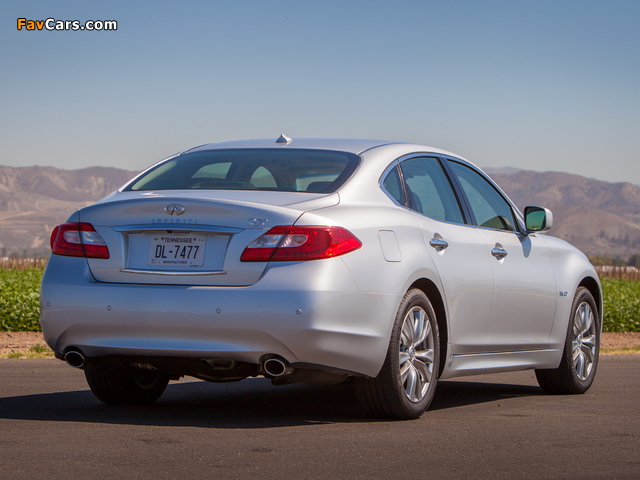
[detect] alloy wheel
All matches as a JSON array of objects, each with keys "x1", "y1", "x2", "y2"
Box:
[
  {"x1": 399, "y1": 306, "x2": 436, "y2": 402},
  {"x1": 572, "y1": 301, "x2": 597, "y2": 381}
]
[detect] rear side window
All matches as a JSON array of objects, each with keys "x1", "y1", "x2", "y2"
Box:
[
  {"x1": 382, "y1": 165, "x2": 405, "y2": 205},
  {"x1": 126, "y1": 149, "x2": 360, "y2": 193}
]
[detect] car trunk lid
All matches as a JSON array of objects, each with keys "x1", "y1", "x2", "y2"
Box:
[{"x1": 78, "y1": 190, "x2": 338, "y2": 286}]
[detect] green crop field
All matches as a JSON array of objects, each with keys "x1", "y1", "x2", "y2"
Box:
[
  {"x1": 0, "y1": 268, "x2": 43, "y2": 331},
  {"x1": 1, "y1": 268, "x2": 639, "y2": 332},
  {"x1": 601, "y1": 278, "x2": 640, "y2": 332}
]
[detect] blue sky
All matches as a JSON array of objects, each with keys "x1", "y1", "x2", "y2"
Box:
[{"x1": 2, "y1": 0, "x2": 639, "y2": 184}]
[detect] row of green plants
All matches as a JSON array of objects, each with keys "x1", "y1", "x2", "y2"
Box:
[
  {"x1": 601, "y1": 278, "x2": 640, "y2": 332},
  {"x1": 1, "y1": 269, "x2": 639, "y2": 332},
  {"x1": 0, "y1": 269, "x2": 43, "y2": 331}
]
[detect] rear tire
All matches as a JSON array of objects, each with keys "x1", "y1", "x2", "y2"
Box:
[
  {"x1": 355, "y1": 289, "x2": 440, "y2": 419},
  {"x1": 85, "y1": 368, "x2": 169, "y2": 405},
  {"x1": 535, "y1": 287, "x2": 600, "y2": 394}
]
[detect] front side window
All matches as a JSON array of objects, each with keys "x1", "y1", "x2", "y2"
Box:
[
  {"x1": 448, "y1": 161, "x2": 518, "y2": 232},
  {"x1": 125, "y1": 149, "x2": 360, "y2": 193},
  {"x1": 399, "y1": 157, "x2": 464, "y2": 224}
]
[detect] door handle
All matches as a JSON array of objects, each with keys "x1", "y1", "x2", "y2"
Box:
[
  {"x1": 429, "y1": 238, "x2": 449, "y2": 251},
  {"x1": 491, "y1": 244, "x2": 508, "y2": 259}
]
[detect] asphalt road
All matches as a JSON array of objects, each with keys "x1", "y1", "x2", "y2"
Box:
[{"x1": 1, "y1": 356, "x2": 638, "y2": 479}]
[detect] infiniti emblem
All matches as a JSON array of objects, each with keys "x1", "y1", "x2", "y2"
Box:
[{"x1": 164, "y1": 204, "x2": 186, "y2": 216}]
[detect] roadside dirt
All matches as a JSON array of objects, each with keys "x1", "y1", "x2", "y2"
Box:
[
  {"x1": 0, "y1": 332, "x2": 52, "y2": 354},
  {"x1": 1, "y1": 331, "x2": 639, "y2": 355}
]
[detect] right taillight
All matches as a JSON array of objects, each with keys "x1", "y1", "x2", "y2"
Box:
[
  {"x1": 240, "y1": 225, "x2": 362, "y2": 262},
  {"x1": 50, "y1": 222, "x2": 110, "y2": 259}
]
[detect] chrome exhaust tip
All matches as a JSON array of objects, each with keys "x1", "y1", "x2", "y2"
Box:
[
  {"x1": 64, "y1": 350, "x2": 85, "y2": 369},
  {"x1": 262, "y1": 357, "x2": 293, "y2": 377}
]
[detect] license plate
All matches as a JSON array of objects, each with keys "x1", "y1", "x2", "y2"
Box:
[{"x1": 148, "y1": 235, "x2": 206, "y2": 267}]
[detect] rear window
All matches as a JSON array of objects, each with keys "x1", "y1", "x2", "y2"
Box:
[{"x1": 125, "y1": 148, "x2": 360, "y2": 193}]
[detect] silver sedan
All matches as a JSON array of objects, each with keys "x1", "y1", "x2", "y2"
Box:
[{"x1": 40, "y1": 136, "x2": 602, "y2": 419}]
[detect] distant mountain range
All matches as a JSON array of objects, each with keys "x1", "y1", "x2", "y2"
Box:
[
  {"x1": 1, "y1": 165, "x2": 639, "y2": 259},
  {"x1": 485, "y1": 168, "x2": 640, "y2": 259},
  {"x1": 0, "y1": 166, "x2": 137, "y2": 256}
]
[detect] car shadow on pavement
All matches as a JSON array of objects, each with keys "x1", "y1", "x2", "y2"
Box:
[
  {"x1": 430, "y1": 379, "x2": 542, "y2": 410},
  {"x1": 0, "y1": 376, "x2": 544, "y2": 428}
]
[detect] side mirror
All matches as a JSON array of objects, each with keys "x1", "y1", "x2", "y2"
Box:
[{"x1": 524, "y1": 206, "x2": 553, "y2": 233}]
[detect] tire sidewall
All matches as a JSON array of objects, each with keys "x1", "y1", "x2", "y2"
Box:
[
  {"x1": 563, "y1": 287, "x2": 600, "y2": 392},
  {"x1": 388, "y1": 289, "x2": 440, "y2": 417}
]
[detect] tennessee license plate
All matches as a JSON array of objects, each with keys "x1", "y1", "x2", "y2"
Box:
[{"x1": 148, "y1": 235, "x2": 206, "y2": 267}]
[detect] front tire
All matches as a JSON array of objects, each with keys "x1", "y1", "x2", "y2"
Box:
[
  {"x1": 85, "y1": 368, "x2": 169, "y2": 405},
  {"x1": 355, "y1": 289, "x2": 440, "y2": 419},
  {"x1": 536, "y1": 287, "x2": 600, "y2": 394}
]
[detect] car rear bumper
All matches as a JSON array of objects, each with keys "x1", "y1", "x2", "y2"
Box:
[{"x1": 40, "y1": 255, "x2": 399, "y2": 377}]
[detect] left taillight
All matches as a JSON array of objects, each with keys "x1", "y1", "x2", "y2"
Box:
[
  {"x1": 240, "y1": 225, "x2": 362, "y2": 262},
  {"x1": 50, "y1": 222, "x2": 110, "y2": 259}
]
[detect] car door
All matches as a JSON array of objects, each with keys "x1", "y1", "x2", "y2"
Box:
[
  {"x1": 394, "y1": 156, "x2": 496, "y2": 354},
  {"x1": 446, "y1": 160, "x2": 558, "y2": 352}
]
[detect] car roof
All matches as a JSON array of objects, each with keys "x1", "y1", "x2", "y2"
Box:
[{"x1": 182, "y1": 137, "x2": 459, "y2": 157}]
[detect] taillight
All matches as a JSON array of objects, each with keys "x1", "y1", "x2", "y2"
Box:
[
  {"x1": 240, "y1": 226, "x2": 361, "y2": 262},
  {"x1": 50, "y1": 222, "x2": 110, "y2": 259}
]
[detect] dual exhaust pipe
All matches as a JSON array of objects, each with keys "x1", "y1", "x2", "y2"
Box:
[{"x1": 64, "y1": 349, "x2": 292, "y2": 378}]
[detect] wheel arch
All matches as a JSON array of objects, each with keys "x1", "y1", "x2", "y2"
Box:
[
  {"x1": 578, "y1": 275, "x2": 603, "y2": 323},
  {"x1": 409, "y1": 278, "x2": 448, "y2": 378}
]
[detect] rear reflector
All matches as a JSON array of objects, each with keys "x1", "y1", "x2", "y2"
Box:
[
  {"x1": 240, "y1": 226, "x2": 361, "y2": 262},
  {"x1": 50, "y1": 222, "x2": 110, "y2": 259}
]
